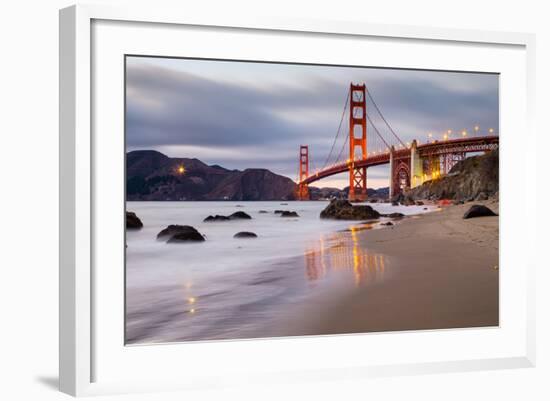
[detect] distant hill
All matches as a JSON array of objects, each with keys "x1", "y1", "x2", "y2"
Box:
[{"x1": 126, "y1": 150, "x2": 297, "y2": 201}]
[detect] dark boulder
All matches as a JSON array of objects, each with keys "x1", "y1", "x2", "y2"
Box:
[
  {"x1": 391, "y1": 201, "x2": 399, "y2": 206},
  {"x1": 381, "y1": 221, "x2": 394, "y2": 226},
  {"x1": 157, "y1": 225, "x2": 205, "y2": 242},
  {"x1": 280, "y1": 211, "x2": 299, "y2": 217},
  {"x1": 126, "y1": 211, "x2": 143, "y2": 229},
  {"x1": 203, "y1": 211, "x2": 252, "y2": 222},
  {"x1": 415, "y1": 201, "x2": 424, "y2": 206},
  {"x1": 274, "y1": 210, "x2": 284, "y2": 214},
  {"x1": 229, "y1": 211, "x2": 252, "y2": 220},
  {"x1": 157, "y1": 225, "x2": 203, "y2": 240},
  {"x1": 320, "y1": 199, "x2": 380, "y2": 220},
  {"x1": 204, "y1": 215, "x2": 230, "y2": 222},
  {"x1": 167, "y1": 231, "x2": 205, "y2": 242},
  {"x1": 234, "y1": 231, "x2": 258, "y2": 238},
  {"x1": 258, "y1": 210, "x2": 269, "y2": 214},
  {"x1": 381, "y1": 212, "x2": 405, "y2": 218},
  {"x1": 463, "y1": 204, "x2": 498, "y2": 219}
]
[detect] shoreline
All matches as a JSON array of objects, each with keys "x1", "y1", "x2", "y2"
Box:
[
  {"x1": 262, "y1": 199, "x2": 499, "y2": 337},
  {"x1": 125, "y1": 200, "x2": 499, "y2": 343}
]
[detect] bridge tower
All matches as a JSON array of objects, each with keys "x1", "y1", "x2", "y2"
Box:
[
  {"x1": 348, "y1": 83, "x2": 368, "y2": 201},
  {"x1": 297, "y1": 145, "x2": 309, "y2": 200}
]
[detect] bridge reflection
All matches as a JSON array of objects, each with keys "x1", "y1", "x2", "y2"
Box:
[{"x1": 304, "y1": 225, "x2": 387, "y2": 287}]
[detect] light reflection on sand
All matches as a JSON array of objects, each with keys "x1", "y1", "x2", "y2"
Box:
[{"x1": 304, "y1": 224, "x2": 388, "y2": 287}]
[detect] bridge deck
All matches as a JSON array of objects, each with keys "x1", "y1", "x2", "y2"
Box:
[{"x1": 301, "y1": 135, "x2": 499, "y2": 185}]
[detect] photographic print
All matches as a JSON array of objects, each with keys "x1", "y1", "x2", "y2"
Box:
[{"x1": 125, "y1": 56, "x2": 499, "y2": 344}]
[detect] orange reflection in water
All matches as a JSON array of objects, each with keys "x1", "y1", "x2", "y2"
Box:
[{"x1": 305, "y1": 225, "x2": 387, "y2": 287}]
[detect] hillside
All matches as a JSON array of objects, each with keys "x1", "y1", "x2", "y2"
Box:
[
  {"x1": 126, "y1": 150, "x2": 297, "y2": 201},
  {"x1": 406, "y1": 148, "x2": 499, "y2": 201}
]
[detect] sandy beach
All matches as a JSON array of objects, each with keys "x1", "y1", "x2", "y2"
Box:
[{"x1": 267, "y1": 199, "x2": 500, "y2": 337}]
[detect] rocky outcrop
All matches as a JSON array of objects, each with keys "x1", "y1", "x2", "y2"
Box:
[
  {"x1": 320, "y1": 200, "x2": 380, "y2": 220},
  {"x1": 126, "y1": 211, "x2": 143, "y2": 229},
  {"x1": 203, "y1": 211, "x2": 252, "y2": 222},
  {"x1": 233, "y1": 231, "x2": 258, "y2": 238},
  {"x1": 203, "y1": 215, "x2": 230, "y2": 222},
  {"x1": 157, "y1": 225, "x2": 205, "y2": 242},
  {"x1": 406, "y1": 148, "x2": 499, "y2": 201},
  {"x1": 280, "y1": 211, "x2": 299, "y2": 217},
  {"x1": 463, "y1": 204, "x2": 498, "y2": 219}
]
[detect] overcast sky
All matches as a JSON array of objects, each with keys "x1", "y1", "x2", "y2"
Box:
[{"x1": 126, "y1": 56, "x2": 499, "y2": 189}]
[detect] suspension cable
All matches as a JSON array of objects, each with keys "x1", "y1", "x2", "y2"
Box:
[
  {"x1": 321, "y1": 87, "x2": 350, "y2": 170},
  {"x1": 366, "y1": 89, "x2": 406, "y2": 148},
  {"x1": 366, "y1": 113, "x2": 391, "y2": 150}
]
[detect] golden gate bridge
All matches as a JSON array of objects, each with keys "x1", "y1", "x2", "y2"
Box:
[{"x1": 297, "y1": 83, "x2": 499, "y2": 201}]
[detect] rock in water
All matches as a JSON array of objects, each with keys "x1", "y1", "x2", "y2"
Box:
[
  {"x1": 381, "y1": 212, "x2": 405, "y2": 218},
  {"x1": 204, "y1": 211, "x2": 252, "y2": 222},
  {"x1": 280, "y1": 211, "x2": 299, "y2": 217},
  {"x1": 229, "y1": 211, "x2": 252, "y2": 220},
  {"x1": 126, "y1": 211, "x2": 143, "y2": 229},
  {"x1": 234, "y1": 231, "x2": 258, "y2": 238},
  {"x1": 320, "y1": 200, "x2": 380, "y2": 220},
  {"x1": 157, "y1": 225, "x2": 203, "y2": 240},
  {"x1": 167, "y1": 231, "x2": 205, "y2": 243},
  {"x1": 463, "y1": 204, "x2": 498, "y2": 219},
  {"x1": 204, "y1": 215, "x2": 230, "y2": 222}
]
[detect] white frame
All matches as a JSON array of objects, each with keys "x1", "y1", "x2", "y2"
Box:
[{"x1": 59, "y1": 4, "x2": 536, "y2": 397}]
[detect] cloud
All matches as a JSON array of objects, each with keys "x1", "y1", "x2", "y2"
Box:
[{"x1": 126, "y1": 57, "x2": 499, "y2": 188}]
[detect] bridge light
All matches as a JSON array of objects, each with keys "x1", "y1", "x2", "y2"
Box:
[
  {"x1": 447, "y1": 129, "x2": 452, "y2": 134},
  {"x1": 474, "y1": 125, "x2": 480, "y2": 132},
  {"x1": 462, "y1": 130, "x2": 467, "y2": 137},
  {"x1": 489, "y1": 128, "x2": 494, "y2": 134},
  {"x1": 443, "y1": 134, "x2": 448, "y2": 141}
]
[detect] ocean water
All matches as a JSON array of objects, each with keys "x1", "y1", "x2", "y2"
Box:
[{"x1": 125, "y1": 201, "x2": 435, "y2": 344}]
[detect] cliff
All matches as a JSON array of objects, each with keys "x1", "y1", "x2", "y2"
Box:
[{"x1": 406, "y1": 148, "x2": 499, "y2": 201}]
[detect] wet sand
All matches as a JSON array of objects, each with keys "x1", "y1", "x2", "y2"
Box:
[{"x1": 274, "y1": 200, "x2": 499, "y2": 336}]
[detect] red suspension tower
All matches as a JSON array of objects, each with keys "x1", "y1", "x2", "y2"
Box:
[
  {"x1": 348, "y1": 84, "x2": 367, "y2": 201},
  {"x1": 297, "y1": 145, "x2": 309, "y2": 200}
]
